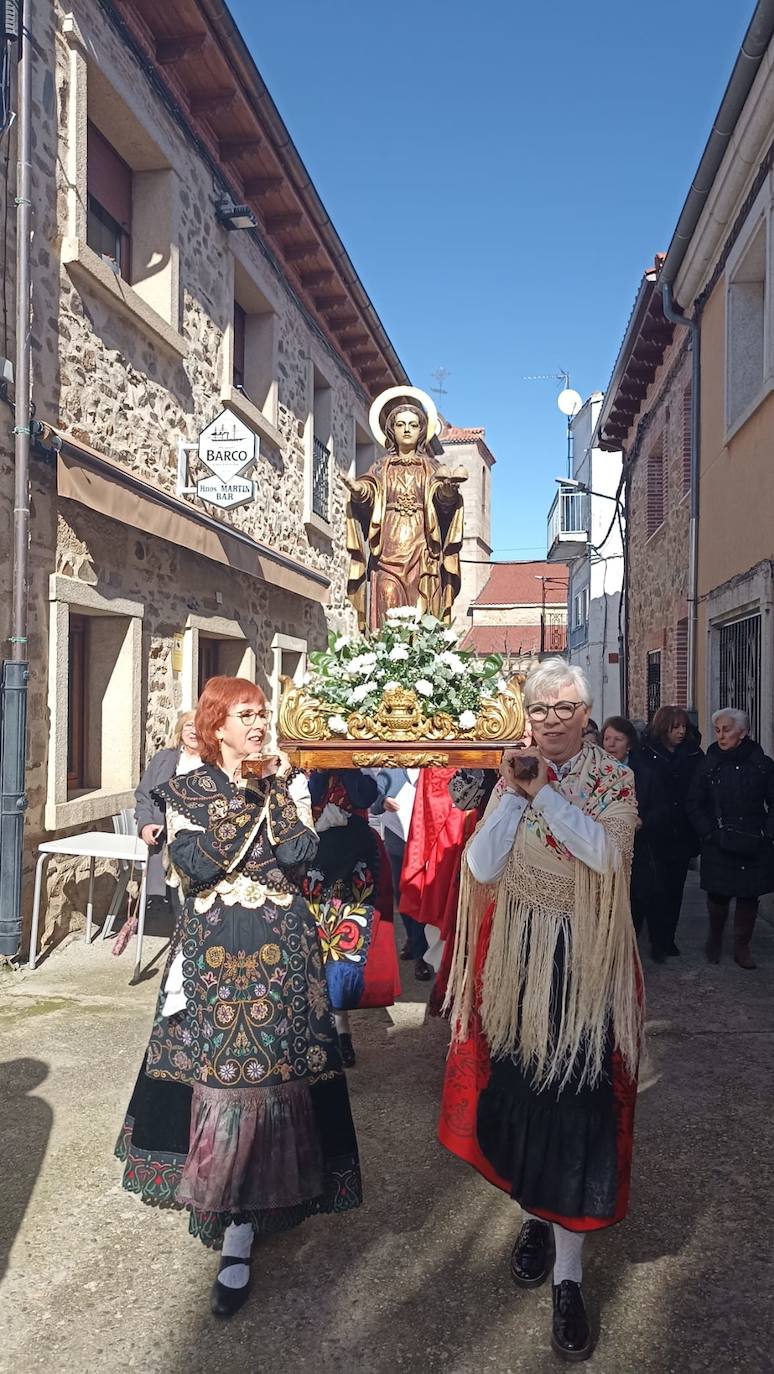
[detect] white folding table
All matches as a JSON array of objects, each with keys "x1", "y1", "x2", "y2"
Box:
[{"x1": 29, "y1": 832, "x2": 149, "y2": 983}]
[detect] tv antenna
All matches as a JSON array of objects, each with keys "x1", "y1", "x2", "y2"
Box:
[{"x1": 430, "y1": 366, "x2": 451, "y2": 409}]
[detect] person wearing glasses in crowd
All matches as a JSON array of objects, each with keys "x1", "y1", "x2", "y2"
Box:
[
  {"x1": 440, "y1": 659, "x2": 642, "y2": 1363},
  {"x1": 116, "y1": 677, "x2": 361, "y2": 1318},
  {"x1": 134, "y1": 709, "x2": 202, "y2": 914}
]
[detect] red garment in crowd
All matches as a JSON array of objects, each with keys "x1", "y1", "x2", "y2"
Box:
[
  {"x1": 399, "y1": 768, "x2": 477, "y2": 941},
  {"x1": 438, "y1": 901, "x2": 639, "y2": 1232},
  {"x1": 361, "y1": 828, "x2": 402, "y2": 1007}
]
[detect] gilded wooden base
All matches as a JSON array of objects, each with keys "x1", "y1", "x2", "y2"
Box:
[{"x1": 243, "y1": 739, "x2": 507, "y2": 773}]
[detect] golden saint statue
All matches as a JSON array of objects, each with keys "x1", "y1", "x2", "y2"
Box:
[{"x1": 345, "y1": 386, "x2": 467, "y2": 631}]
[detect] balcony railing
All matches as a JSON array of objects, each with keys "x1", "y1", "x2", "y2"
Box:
[
  {"x1": 312, "y1": 436, "x2": 330, "y2": 520},
  {"x1": 547, "y1": 487, "x2": 589, "y2": 560}
]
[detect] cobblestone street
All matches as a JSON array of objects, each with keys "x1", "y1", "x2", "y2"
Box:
[{"x1": 1, "y1": 877, "x2": 772, "y2": 1374}]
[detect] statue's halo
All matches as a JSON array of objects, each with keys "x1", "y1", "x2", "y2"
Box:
[{"x1": 368, "y1": 385, "x2": 440, "y2": 448}]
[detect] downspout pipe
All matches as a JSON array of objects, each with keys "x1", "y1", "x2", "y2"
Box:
[
  {"x1": 662, "y1": 283, "x2": 700, "y2": 722},
  {"x1": 0, "y1": 2, "x2": 31, "y2": 960}
]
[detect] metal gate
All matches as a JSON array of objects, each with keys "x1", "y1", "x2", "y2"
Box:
[
  {"x1": 646, "y1": 650, "x2": 661, "y2": 720},
  {"x1": 718, "y1": 613, "x2": 761, "y2": 740}
]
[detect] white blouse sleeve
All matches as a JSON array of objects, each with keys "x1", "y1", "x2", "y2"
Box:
[
  {"x1": 467, "y1": 791, "x2": 528, "y2": 883},
  {"x1": 531, "y1": 785, "x2": 614, "y2": 874}
]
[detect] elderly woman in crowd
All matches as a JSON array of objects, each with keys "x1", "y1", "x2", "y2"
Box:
[
  {"x1": 687, "y1": 707, "x2": 774, "y2": 968},
  {"x1": 116, "y1": 677, "x2": 361, "y2": 1318},
  {"x1": 440, "y1": 658, "x2": 642, "y2": 1363},
  {"x1": 634, "y1": 706, "x2": 703, "y2": 962},
  {"x1": 134, "y1": 710, "x2": 201, "y2": 910}
]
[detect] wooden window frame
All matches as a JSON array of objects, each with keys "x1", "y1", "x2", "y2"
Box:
[
  {"x1": 86, "y1": 121, "x2": 132, "y2": 279},
  {"x1": 67, "y1": 614, "x2": 88, "y2": 791},
  {"x1": 233, "y1": 301, "x2": 247, "y2": 391}
]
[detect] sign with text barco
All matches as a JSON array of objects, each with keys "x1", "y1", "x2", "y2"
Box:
[{"x1": 195, "y1": 408, "x2": 258, "y2": 509}]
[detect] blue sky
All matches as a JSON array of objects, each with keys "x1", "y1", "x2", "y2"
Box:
[{"x1": 231, "y1": 0, "x2": 750, "y2": 558}]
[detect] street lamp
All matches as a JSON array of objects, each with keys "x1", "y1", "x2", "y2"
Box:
[{"x1": 214, "y1": 191, "x2": 257, "y2": 231}]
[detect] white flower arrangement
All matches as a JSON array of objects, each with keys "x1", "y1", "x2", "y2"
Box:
[{"x1": 305, "y1": 613, "x2": 504, "y2": 730}]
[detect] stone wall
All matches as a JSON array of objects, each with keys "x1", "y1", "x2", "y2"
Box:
[
  {"x1": 5, "y1": 0, "x2": 394, "y2": 953},
  {"x1": 626, "y1": 343, "x2": 692, "y2": 720}
]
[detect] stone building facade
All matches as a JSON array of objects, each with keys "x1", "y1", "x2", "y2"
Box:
[
  {"x1": 437, "y1": 422, "x2": 495, "y2": 626},
  {"x1": 1, "y1": 0, "x2": 408, "y2": 951}
]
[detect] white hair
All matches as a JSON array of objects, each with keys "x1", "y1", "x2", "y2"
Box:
[
  {"x1": 712, "y1": 706, "x2": 749, "y2": 732},
  {"x1": 523, "y1": 656, "x2": 593, "y2": 708}
]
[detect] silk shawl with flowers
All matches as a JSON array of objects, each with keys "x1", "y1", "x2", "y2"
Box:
[{"x1": 445, "y1": 744, "x2": 643, "y2": 1091}]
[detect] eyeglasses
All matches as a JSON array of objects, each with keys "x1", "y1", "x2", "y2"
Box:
[
  {"x1": 228, "y1": 710, "x2": 267, "y2": 726},
  {"x1": 526, "y1": 701, "x2": 584, "y2": 723}
]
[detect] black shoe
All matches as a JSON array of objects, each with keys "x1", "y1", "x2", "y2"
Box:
[
  {"x1": 666, "y1": 943, "x2": 681, "y2": 957},
  {"x1": 650, "y1": 947, "x2": 667, "y2": 964},
  {"x1": 510, "y1": 1219, "x2": 553, "y2": 1288},
  {"x1": 414, "y1": 958, "x2": 433, "y2": 982},
  {"x1": 339, "y1": 1032, "x2": 356, "y2": 1067},
  {"x1": 400, "y1": 940, "x2": 413, "y2": 961},
  {"x1": 551, "y1": 1281, "x2": 592, "y2": 1361},
  {"x1": 210, "y1": 1257, "x2": 251, "y2": 1319}
]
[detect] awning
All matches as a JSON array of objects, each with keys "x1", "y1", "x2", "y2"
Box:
[{"x1": 52, "y1": 429, "x2": 330, "y2": 606}]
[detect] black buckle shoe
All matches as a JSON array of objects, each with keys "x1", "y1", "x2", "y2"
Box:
[
  {"x1": 414, "y1": 958, "x2": 433, "y2": 982},
  {"x1": 510, "y1": 1218, "x2": 552, "y2": 1288},
  {"x1": 339, "y1": 1032, "x2": 356, "y2": 1068},
  {"x1": 210, "y1": 1256, "x2": 251, "y2": 1319},
  {"x1": 551, "y1": 1280, "x2": 592, "y2": 1361}
]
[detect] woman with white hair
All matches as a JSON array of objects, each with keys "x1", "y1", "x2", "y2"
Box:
[
  {"x1": 687, "y1": 707, "x2": 774, "y2": 967},
  {"x1": 134, "y1": 710, "x2": 202, "y2": 908},
  {"x1": 440, "y1": 658, "x2": 642, "y2": 1363}
]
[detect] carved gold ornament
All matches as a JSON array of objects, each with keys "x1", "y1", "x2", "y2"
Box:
[
  {"x1": 278, "y1": 679, "x2": 525, "y2": 746},
  {"x1": 352, "y1": 751, "x2": 450, "y2": 767}
]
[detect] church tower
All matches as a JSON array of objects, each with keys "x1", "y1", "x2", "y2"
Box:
[{"x1": 438, "y1": 421, "x2": 495, "y2": 628}]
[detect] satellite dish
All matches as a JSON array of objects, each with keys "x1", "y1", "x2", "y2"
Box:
[{"x1": 557, "y1": 388, "x2": 583, "y2": 417}]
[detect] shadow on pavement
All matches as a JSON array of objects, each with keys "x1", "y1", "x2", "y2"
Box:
[{"x1": 0, "y1": 1058, "x2": 52, "y2": 1284}]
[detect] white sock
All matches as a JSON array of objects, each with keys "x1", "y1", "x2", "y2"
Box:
[
  {"x1": 552, "y1": 1224, "x2": 584, "y2": 1285},
  {"x1": 334, "y1": 1010, "x2": 351, "y2": 1035},
  {"x1": 218, "y1": 1221, "x2": 253, "y2": 1290}
]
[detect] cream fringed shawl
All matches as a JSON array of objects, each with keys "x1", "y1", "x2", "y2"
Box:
[{"x1": 444, "y1": 745, "x2": 644, "y2": 1091}]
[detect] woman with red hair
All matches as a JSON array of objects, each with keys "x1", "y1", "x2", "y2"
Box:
[{"x1": 115, "y1": 677, "x2": 361, "y2": 1318}]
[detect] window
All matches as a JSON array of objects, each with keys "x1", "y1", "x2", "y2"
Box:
[
  {"x1": 681, "y1": 383, "x2": 692, "y2": 495},
  {"x1": 481, "y1": 462, "x2": 487, "y2": 515},
  {"x1": 47, "y1": 577, "x2": 144, "y2": 828},
  {"x1": 87, "y1": 122, "x2": 131, "y2": 277},
  {"x1": 647, "y1": 650, "x2": 662, "y2": 720},
  {"x1": 727, "y1": 220, "x2": 766, "y2": 430},
  {"x1": 271, "y1": 633, "x2": 307, "y2": 727},
  {"x1": 233, "y1": 303, "x2": 247, "y2": 391},
  {"x1": 231, "y1": 262, "x2": 278, "y2": 422},
  {"x1": 718, "y1": 613, "x2": 762, "y2": 743},
  {"x1": 573, "y1": 586, "x2": 589, "y2": 630},
  {"x1": 646, "y1": 442, "x2": 665, "y2": 537},
  {"x1": 67, "y1": 615, "x2": 88, "y2": 791},
  {"x1": 197, "y1": 635, "x2": 252, "y2": 696},
  {"x1": 305, "y1": 361, "x2": 333, "y2": 528},
  {"x1": 354, "y1": 420, "x2": 376, "y2": 477}
]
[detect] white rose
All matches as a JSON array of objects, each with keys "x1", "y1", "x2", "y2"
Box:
[
  {"x1": 440, "y1": 651, "x2": 465, "y2": 675},
  {"x1": 334, "y1": 636, "x2": 349, "y2": 651},
  {"x1": 383, "y1": 680, "x2": 401, "y2": 691},
  {"x1": 459, "y1": 709, "x2": 477, "y2": 730},
  {"x1": 415, "y1": 679, "x2": 434, "y2": 697},
  {"x1": 349, "y1": 683, "x2": 371, "y2": 704},
  {"x1": 442, "y1": 628, "x2": 459, "y2": 643},
  {"x1": 327, "y1": 714, "x2": 348, "y2": 734},
  {"x1": 388, "y1": 644, "x2": 410, "y2": 661}
]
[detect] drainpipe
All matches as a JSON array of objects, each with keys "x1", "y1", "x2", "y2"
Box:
[
  {"x1": 662, "y1": 283, "x2": 699, "y2": 721},
  {"x1": 0, "y1": 3, "x2": 32, "y2": 960}
]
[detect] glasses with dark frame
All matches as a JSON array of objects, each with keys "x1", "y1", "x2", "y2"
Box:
[
  {"x1": 227, "y1": 709, "x2": 268, "y2": 727},
  {"x1": 526, "y1": 701, "x2": 585, "y2": 724}
]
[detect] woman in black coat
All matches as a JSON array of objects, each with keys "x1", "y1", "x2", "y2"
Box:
[
  {"x1": 631, "y1": 706, "x2": 703, "y2": 962},
  {"x1": 686, "y1": 708, "x2": 774, "y2": 968},
  {"x1": 134, "y1": 710, "x2": 201, "y2": 903}
]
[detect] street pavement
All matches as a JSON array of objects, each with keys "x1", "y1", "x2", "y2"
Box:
[{"x1": 1, "y1": 875, "x2": 773, "y2": 1373}]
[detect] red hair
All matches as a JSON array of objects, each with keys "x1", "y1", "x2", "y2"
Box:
[{"x1": 195, "y1": 676, "x2": 267, "y2": 765}]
